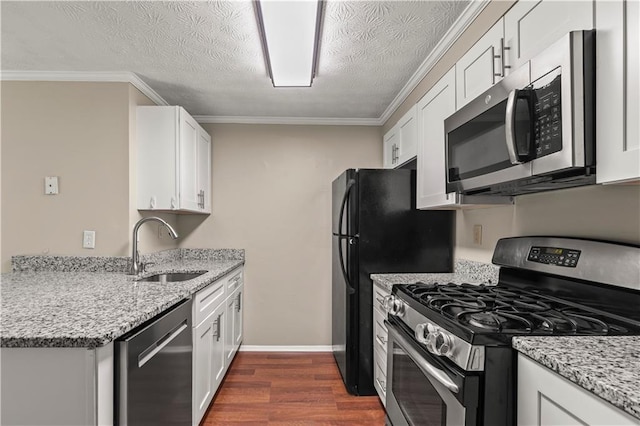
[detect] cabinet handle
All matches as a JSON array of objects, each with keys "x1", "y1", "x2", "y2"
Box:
[
  {"x1": 198, "y1": 190, "x2": 205, "y2": 209},
  {"x1": 213, "y1": 313, "x2": 222, "y2": 342},
  {"x1": 494, "y1": 38, "x2": 511, "y2": 78},
  {"x1": 376, "y1": 378, "x2": 386, "y2": 393},
  {"x1": 376, "y1": 334, "x2": 387, "y2": 347},
  {"x1": 236, "y1": 292, "x2": 242, "y2": 313}
]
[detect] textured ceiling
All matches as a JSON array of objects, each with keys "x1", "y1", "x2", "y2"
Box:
[{"x1": 1, "y1": 1, "x2": 470, "y2": 120}]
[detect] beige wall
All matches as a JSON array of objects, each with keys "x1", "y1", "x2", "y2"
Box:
[
  {"x1": 456, "y1": 185, "x2": 640, "y2": 263},
  {"x1": 178, "y1": 124, "x2": 382, "y2": 345},
  {"x1": 0, "y1": 81, "x2": 177, "y2": 271}
]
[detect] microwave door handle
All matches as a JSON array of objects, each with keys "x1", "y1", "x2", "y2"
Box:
[{"x1": 505, "y1": 89, "x2": 524, "y2": 165}]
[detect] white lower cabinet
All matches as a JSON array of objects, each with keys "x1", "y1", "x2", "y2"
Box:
[
  {"x1": 193, "y1": 266, "x2": 244, "y2": 425},
  {"x1": 0, "y1": 345, "x2": 113, "y2": 426},
  {"x1": 193, "y1": 301, "x2": 226, "y2": 424},
  {"x1": 372, "y1": 283, "x2": 390, "y2": 405},
  {"x1": 517, "y1": 354, "x2": 640, "y2": 426}
]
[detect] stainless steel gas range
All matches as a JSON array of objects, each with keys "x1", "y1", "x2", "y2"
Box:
[{"x1": 383, "y1": 236, "x2": 640, "y2": 426}]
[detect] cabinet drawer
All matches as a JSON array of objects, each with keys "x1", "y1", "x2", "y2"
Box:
[
  {"x1": 374, "y1": 347, "x2": 387, "y2": 406},
  {"x1": 373, "y1": 308, "x2": 388, "y2": 356},
  {"x1": 373, "y1": 284, "x2": 389, "y2": 315},
  {"x1": 194, "y1": 278, "x2": 226, "y2": 327},
  {"x1": 226, "y1": 268, "x2": 243, "y2": 293}
]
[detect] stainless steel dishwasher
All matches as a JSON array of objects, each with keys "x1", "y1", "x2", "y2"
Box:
[{"x1": 116, "y1": 298, "x2": 192, "y2": 425}]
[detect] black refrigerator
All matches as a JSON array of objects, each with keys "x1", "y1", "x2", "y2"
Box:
[{"x1": 331, "y1": 168, "x2": 454, "y2": 395}]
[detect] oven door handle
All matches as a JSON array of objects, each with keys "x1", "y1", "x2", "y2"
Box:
[{"x1": 388, "y1": 323, "x2": 460, "y2": 394}]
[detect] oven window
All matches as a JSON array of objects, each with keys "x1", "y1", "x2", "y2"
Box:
[
  {"x1": 447, "y1": 100, "x2": 512, "y2": 181},
  {"x1": 392, "y1": 343, "x2": 447, "y2": 425}
]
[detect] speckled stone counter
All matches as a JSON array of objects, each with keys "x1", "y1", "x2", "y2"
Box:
[
  {"x1": 371, "y1": 259, "x2": 499, "y2": 292},
  {"x1": 513, "y1": 336, "x2": 640, "y2": 420},
  {"x1": 1, "y1": 249, "x2": 244, "y2": 348}
]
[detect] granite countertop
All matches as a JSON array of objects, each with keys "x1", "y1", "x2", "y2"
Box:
[
  {"x1": 371, "y1": 259, "x2": 500, "y2": 291},
  {"x1": 513, "y1": 336, "x2": 640, "y2": 420},
  {"x1": 0, "y1": 249, "x2": 244, "y2": 349}
]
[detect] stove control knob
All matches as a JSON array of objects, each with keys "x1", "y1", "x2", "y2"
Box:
[
  {"x1": 382, "y1": 295, "x2": 394, "y2": 313},
  {"x1": 415, "y1": 323, "x2": 428, "y2": 344},
  {"x1": 415, "y1": 323, "x2": 435, "y2": 344},
  {"x1": 384, "y1": 296, "x2": 406, "y2": 317},
  {"x1": 426, "y1": 328, "x2": 454, "y2": 357}
]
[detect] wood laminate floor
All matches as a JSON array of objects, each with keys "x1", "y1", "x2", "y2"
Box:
[{"x1": 201, "y1": 352, "x2": 386, "y2": 425}]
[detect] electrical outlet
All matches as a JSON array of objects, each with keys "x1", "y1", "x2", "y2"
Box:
[
  {"x1": 83, "y1": 230, "x2": 96, "y2": 249},
  {"x1": 473, "y1": 225, "x2": 482, "y2": 245},
  {"x1": 45, "y1": 176, "x2": 59, "y2": 195}
]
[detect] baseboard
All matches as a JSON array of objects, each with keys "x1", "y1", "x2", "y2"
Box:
[{"x1": 239, "y1": 345, "x2": 333, "y2": 352}]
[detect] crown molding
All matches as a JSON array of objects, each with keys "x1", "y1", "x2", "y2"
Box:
[
  {"x1": 377, "y1": 0, "x2": 491, "y2": 126},
  {"x1": 0, "y1": 70, "x2": 168, "y2": 106},
  {"x1": 194, "y1": 115, "x2": 382, "y2": 126}
]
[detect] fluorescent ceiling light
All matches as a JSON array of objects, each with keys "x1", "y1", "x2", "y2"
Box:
[{"x1": 255, "y1": 0, "x2": 323, "y2": 87}]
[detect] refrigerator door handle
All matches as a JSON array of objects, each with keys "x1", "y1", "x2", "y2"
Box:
[
  {"x1": 338, "y1": 236, "x2": 356, "y2": 295},
  {"x1": 338, "y1": 179, "x2": 356, "y2": 237},
  {"x1": 337, "y1": 178, "x2": 356, "y2": 295}
]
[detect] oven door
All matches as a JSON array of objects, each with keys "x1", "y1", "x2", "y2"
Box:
[{"x1": 385, "y1": 320, "x2": 479, "y2": 426}]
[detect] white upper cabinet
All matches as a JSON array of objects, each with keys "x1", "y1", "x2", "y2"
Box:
[
  {"x1": 396, "y1": 105, "x2": 418, "y2": 166},
  {"x1": 504, "y1": 0, "x2": 594, "y2": 71},
  {"x1": 383, "y1": 125, "x2": 399, "y2": 169},
  {"x1": 596, "y1": 0, "x2": 640, "y2": 184},
  {"x1": 137, "y1": 106, "x2": 211, "y2": 214},
  {"x1": 382, "y1": 106, "x2": 418, "y2": 168},
  {"x1": 456, "y1": 19, "x2": 505, "y2": 109},
  {"x1": 417, "y1": 68, "x2": 458, "y2": 209}
]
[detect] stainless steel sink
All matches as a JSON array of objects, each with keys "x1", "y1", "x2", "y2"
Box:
[{"x1": 135, "y1": 271, "x2": 206, "y2": 283}]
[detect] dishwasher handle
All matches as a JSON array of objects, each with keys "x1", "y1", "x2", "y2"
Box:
[{"x1": 138, "y1": 321, "x2": 188, "y2": 368}]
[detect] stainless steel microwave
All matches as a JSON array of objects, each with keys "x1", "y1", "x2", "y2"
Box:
[{"x1": 445, "y1": 30, "x2": 595, "y2": 196}]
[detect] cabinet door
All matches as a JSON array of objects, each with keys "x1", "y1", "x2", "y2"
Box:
[
  {"x1": 179, "y1": 111, "x2": 200, "y2": 211},
  {"x1": 193, "y1": 317, "x2": 214, "y2": 423},
  {"x1": 417, "y1": 68, "x2": 458, "y2": 209},
  {"x1": 233, "y1": 288, "x2": 243, "y2": 349},
  {"x1": 456, "y1": 19, "x2": 504, "y2": 108},
  {"x1": 396, "y1": 106, "x2": 418, "y2": 165},
  {"x1": 383, "y1": 125, "x2": 399, "y2": 168},
  {"x1": 504, "y1": 0, "x2": 593, "y2": 71},
  {"x1": 197, "y1": 129, "x2": 212, "y2": 213},
  {"x1": 518, "y1": 354, "x2": 639, "y2": 425},
  {"x1": 596, "y1": 0, "x2": 640, "y2": 183},
  {"x1": 224, "y1": 291, "x2": 236, "y2": 365},
  {"x1": 210, "y1": 303, "x2": 226, "y2": 390}
]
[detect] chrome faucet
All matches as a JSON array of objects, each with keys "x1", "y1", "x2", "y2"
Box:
[{"x1": 129, "y1": 216, "x2": 179, "y2": 275}]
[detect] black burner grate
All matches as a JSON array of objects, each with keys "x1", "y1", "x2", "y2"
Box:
[{"x1": 399, "y1": 282, "x2": 633, "y2": 335}]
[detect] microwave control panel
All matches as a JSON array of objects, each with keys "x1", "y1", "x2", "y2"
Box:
[
  {"x1": 528, "y1": 246, "x2": 581, "y2": 268},
  {"x1": 532, "y1": 73, "x2": 563, "y2": 158}
]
